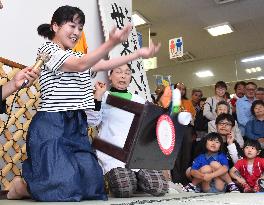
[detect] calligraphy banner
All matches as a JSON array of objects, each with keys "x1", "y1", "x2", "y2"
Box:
[{"x1": 98, "y1": 0, "x2": 151, "y2": 101}]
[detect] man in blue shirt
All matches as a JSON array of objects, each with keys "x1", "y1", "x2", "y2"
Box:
[{"x1": 236, "y1": 82, "x2": 257, "y2": 136}]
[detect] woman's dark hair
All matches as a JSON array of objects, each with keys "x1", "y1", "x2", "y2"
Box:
[
  {"x1": 37, "y1": 5, "x2": 85, "y2": 40},
  {"x1": 215, "y1": 81, "x2": 227, "y2": 90},
  {"x1": 200, "y1": 132, "x2": 224, "y2": 154},
  {"x1": 243, "y1": 139, "x2": 261, "y2": 151},
  {"x1": 215, "y1": 113, "x2": 235, "y2": 127},
  {"x1": 251, "y1": 100, "x2": 264, "y2": 116}
]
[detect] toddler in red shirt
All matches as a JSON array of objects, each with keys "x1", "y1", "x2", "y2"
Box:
[{"x1": 230, "y1": 139, "x2": 264, "y2": 192}]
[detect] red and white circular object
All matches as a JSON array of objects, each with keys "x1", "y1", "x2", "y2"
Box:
[{"x1": 156, "y1": 114, "x2": 175, "y2": 155}]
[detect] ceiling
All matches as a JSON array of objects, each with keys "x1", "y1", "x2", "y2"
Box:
[{"x1": 133, "y1": 0, "x2": 264, "y2": 93}]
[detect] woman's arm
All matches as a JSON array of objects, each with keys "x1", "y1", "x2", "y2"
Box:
[
  {"x1": 61, "y1": 25, "x2": 161, "y2": 73},
  {"x1": 61, "y1": 25, "x2": 132, "y2": 72},
  {"x1": 91, "y1": 41, "x2": 161, "y2": 72}
]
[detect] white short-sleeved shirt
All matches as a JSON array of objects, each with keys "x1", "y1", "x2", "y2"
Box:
[{"x1": 37, "y1": 41, "x2": 95, "y2": 112}]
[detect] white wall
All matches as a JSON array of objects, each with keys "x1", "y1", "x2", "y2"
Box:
[
  {"x1": 0, "y1": 0, "x2": 109, "y2": 82},
  {"x1": 0, "y1": 0, "x2": 106, "y2": 64}
]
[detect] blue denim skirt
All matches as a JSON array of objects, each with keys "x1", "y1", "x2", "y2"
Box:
[{"x1": 22, "y1": 110, "x2": 107, "y2": 201}]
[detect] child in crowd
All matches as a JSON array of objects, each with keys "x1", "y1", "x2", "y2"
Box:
[
  {"x1": 208, "y1": 101, "x2": 244, "y2": 148},
  {"x1": 184, "y1": 132, "x2": 232, "y2": 193},
  {"x1": 245, "y1": 100, "x2": 264, "y2": 149},
  {"x1": 230, "y1": 139, "x2": 264, "y2": 192},
  {"x1": 86, "y1": 64, "x2": 168, "y2": 198},
  {"x1": 190, "y1": 113, "x2": 242, "y2": 192},
  {"x1": 7, "y1": 5, "x2": 160, "y2": 202}
]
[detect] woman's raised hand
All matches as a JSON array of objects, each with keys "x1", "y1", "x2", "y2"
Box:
[
  {"x1": 109, "y1": 24, "x2": 132, "y2": 46},
  {"x1": 137, "y1": 41, "x2": 161, "y2": 59}
]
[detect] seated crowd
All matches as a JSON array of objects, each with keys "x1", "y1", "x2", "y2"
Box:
[
  {"x1": 1, "y1": 64, "x2": 264, "y2": 197},
  {"x1": 166, "y1": 80, "x2": 264, "y2": 193}
]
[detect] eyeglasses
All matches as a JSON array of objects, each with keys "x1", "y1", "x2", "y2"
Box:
[
  {"x1": 217, "y1": 122, "x2": 232, "y2": 127},
  {"x1": 113, "y1": 70, "x2": 132, "y2": 76},
  {"x1": 246, "y1": 88, "x2": 256, "y2": 91}
]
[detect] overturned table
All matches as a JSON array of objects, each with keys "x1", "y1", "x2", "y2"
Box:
[{"x1": 92, "y1": 95, "x2": 184, "y2": 170}]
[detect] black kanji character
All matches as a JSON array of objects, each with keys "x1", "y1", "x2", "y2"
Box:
[
  {"x1": 111, "y1": 3, "x2": 125, "y2": 29},
  {"x1": 121, "y1": 40, "x2": 132, "y2": 56}
]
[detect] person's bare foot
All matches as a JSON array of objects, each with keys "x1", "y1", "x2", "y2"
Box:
[{"x1": 7, "y1": 177, "x2": 30, "y2": 199}]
